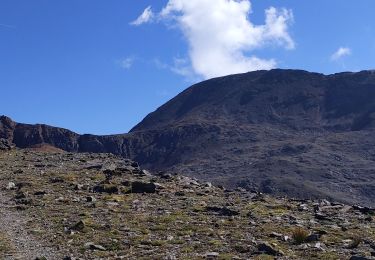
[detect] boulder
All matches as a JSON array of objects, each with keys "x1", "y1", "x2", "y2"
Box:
[
  {"x1": 6, "y1": 182, "x2": 16, "y2": 190},
  {"x1": 0, "y1": 138, "x2": 14, "y2": 150},
  {"x1": 305, "y1": 234, "x2": 320, "y2": 242},
  {"x1": 93, "y1": 184, "x2": 119, "y2": 194},
  {"x1": 86, "y1": 196, "x2": 96, "y2": 202},
  {"x1": 349, "y1": 256, "x2": 371, "y2": 260},
  {"x1": 206, "y1": 206, "x2": 239, "y2": 216},
  {"x1": 353, "y1": 205, "x2": 375, "y2": 215},
  {"x1": 70, "y1": 220, "x2": 87, "y2": 231},
  {"x1": 84, "y1": 242, "x2": 106, "y2": 251},
  {"x1": 205, "y1": 252, "x2": 219, "y2": 259},
  {"x1": 258, "y1": 242, "x2": 283, "y2": 256},
  {"x1": 315, "y1": 212, "x2": 330, "y2": 221},
  {"x1": 130, "y1": 181, "x2": 156, "y2": 193}
]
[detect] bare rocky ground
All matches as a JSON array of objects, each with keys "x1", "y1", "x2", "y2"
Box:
[
  {"x1": 0, "y1": 148, "x2": 374, "y2": 259},
  {"x1": 0, "y1": 192, "x2": 60, "y2": 259}
]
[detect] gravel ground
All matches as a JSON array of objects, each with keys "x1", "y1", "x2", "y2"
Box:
[{"x1": 0, "y1": 192, "x2": 61, "y2": 260}]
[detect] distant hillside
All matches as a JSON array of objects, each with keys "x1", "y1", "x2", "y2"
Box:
[{"x1": 2, "y1": 69, "x2": 375, "y2": 206}]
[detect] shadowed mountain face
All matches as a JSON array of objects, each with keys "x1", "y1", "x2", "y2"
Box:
[{"x1": 2, "y1": 69, "x2": 375, "y2": 206}]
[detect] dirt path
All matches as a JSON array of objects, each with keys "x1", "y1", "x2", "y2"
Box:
[{"x1": 0, "y1": 192, "x2": 61, "y2": 260}]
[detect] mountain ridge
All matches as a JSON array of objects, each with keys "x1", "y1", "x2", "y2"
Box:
[{"x1": 2, "y1": 69, "x2": 375, "y2": 206}]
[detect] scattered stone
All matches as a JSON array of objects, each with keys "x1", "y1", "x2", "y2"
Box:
[
  {"x1": 158, "y1": 172, "x2": 173, "y2": 179},
  {"x1": 93, "y1": 184, "x2": 119, "y2": 194},
  {"x1": 353, "y1": 205, "x2": 375, "y2": 215},
  {"x1": 86, "y1": 196, "x2": 96, "y2": 203},
  {"x1": 314, "y1": 242, "x2": 325, "y2": 251},
  {"x1": 175, "y1": 191, "x2": 185, "y2": 196},
  {"x1": 15, "y1": 191, "x2": 27, "y2": 199},
  {"x1": 319, "y1": 199, "x2": 331, "y2": 206},
  {"x1": 85, "y1": 164, "x2": 103, "y2": 170},
  {"x1": 15, "y1": 198, "x2": 32, "y2": 205},
  {"x1": 63, "y1": 257, "x2": 75, "y2": 260},
  {"x1": 139, "y1": 169, "x2": 152, "y2": 176},
  {"x1": 131, "y1": 162, "x2": 139, "y2": 168},
  {"x1": 204, "y1": 182, "x2": 213, "y2": 188},
  {"x1": 315, "y1": 212, "x2": 329, "y2": 220},
  {"x1": 305, "y1": 234, "x2": 320, "y2": 242},
  {"x1": 206, "y1": 206, "x2": 239, "y2": 216},
  {"x1": 70, "y1": 220, "x2": 86, "y2": 231},
  {"x1": 233, "y1": 244, "x2": 252, "y2": 253},
  {"x1": 205, "y1": 252, "x2": 219, "y2": 259},
  {"x1": 258, "y1": 242, "x2": 283, "y2": 256},
  {"x1": 34, "y1": 191, "x2": 47, "y2": 196},
  {"x1": 49, "y1": 177, "x2": 64, "y2": 183},
  {"x1": 15, "y1": 182, "x2": 32, "y2": 190},
  {"x1": 154, "y1": 182, "x2": 166, "y2": 190},
  {"x1": 269, "y1": 232, "x2": 283, "y2": 239},
  {"x1": 349, "y1": 256, "x2": 371, "y2": 260},
  {"x1": 199, "y1": 201, "x2": 208, "y2": 207},
  {"x1": 6, "y1": 182, "x2": 16, "y2": 190},
  {"x1": 84, "y1": 242, "x2": 106, "y2": 251},
  {"x1": 74, "y1": 184, "x2": 84, "y2": 190},
  {"x1": 298, "y1": 204, "x2": 309, "y2": 211},
  {"x1": 16, "y1": 205, "x2": 27, "y2": 211},
  {"x1": 55, "y1": 196, "x2": 67, "y2": 202},
  {"x1": 235, "y1": 187, "x2": 247, "y2": 192},
  {"x1": 72, "y1": 197, "x2": 80, "y2": 202}
]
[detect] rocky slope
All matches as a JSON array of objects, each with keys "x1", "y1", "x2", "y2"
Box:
[
  {"x1": 2, "y1": 69, "x2": 375, "y2": 206},
  {"x1": 0, "y1": 148, "x2": 374, "y2": 259}
]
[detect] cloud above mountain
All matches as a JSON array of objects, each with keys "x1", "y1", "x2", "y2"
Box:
[
  {"x1": 331, "y1": 47, "x2": 352, "y2": 61},
  {"x1": 133, "y1": 0, "x2": 295, "y2": 79}
]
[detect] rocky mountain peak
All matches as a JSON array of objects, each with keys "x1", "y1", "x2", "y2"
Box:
[{"x1": 2, "y1": 69, "x2": 375, "y2": 206}]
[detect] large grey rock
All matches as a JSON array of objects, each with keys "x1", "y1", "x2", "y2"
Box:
[
  {"x1": 0, "y1": 138, "x2": 14, "y2": 150},
  {"x1": 130, "y1": 181, "x2": 156, "y2": 193}
]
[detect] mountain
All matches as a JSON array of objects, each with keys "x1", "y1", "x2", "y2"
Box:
[{"x1": 2, "y1": 69, "x2": 375, "y2": 206}]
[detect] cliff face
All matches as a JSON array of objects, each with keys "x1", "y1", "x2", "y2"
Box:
[
  {"x1": 2, "y1": 69, "x2": 375, "y2": 206},
  {"x1": 1, "y1": 116, "x2": 79, "y2": 151},
  {"x1": 0, "y1": 116, "x2": 129, "y2": 155}
]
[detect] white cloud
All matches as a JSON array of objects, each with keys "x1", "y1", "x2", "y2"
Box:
[
  {"x1": 120, "y1": 58, "x2": 134, "y2": 69},
  {"x1": 133, "y1": 0, "x2": 294, "y2": 79},
  {"x1": 331, "y1": 47, "x2": 351, "y2": 61},
  {"x1": 130, "y1": 6, "x2": 154, "y2": 26}
]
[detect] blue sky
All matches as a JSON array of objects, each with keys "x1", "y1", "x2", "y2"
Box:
[{"x1": 1, "y1": 0, "x2": 375, "y2": 134}]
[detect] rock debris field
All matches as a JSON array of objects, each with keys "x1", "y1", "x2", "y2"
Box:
[{"x1": 0, "y1": 148, "x2": 374, "y2": 259}]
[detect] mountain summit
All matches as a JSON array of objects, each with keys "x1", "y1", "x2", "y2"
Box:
[{"x1": 2, "y1": 69, "x2": 375, "y2": 206}]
